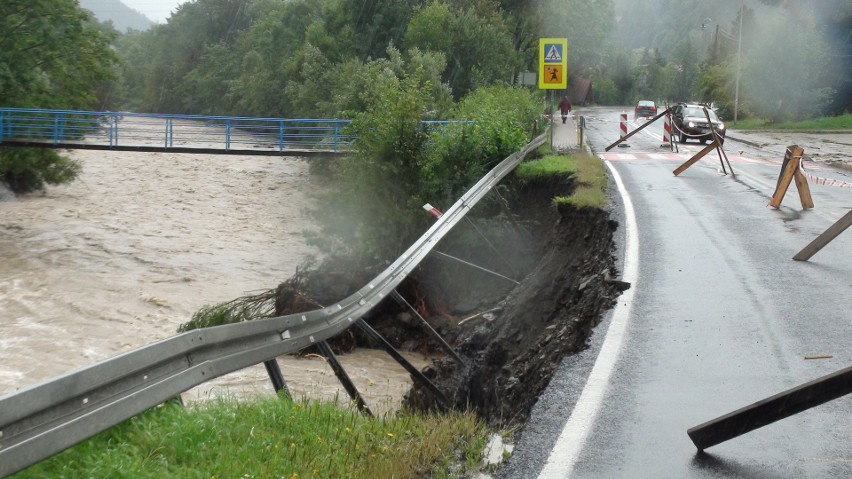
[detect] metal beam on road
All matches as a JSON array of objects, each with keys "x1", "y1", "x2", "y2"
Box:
[
  {"x1": 604, "y1": 108, "x2": 671, "y2": 151},
  {"x1": 687, "y1": 365, "x2": 852, "y2": 451}
]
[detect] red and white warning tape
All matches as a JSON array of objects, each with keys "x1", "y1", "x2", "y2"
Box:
[{"x1": 799, "y1": 161, "x2": 852, "y2": 188}]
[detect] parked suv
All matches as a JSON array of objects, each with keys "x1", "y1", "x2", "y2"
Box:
[{"x1": 671, "y1": 103, "x2": 726, "y2": 144}]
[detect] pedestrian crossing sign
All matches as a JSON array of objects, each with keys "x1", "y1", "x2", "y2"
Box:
[
  {"x1": 538, "y1": 38, "x2": 568, "y2": 89},
  {"x1": 544, "y1": 44, "x2": 562, "y2": 63}
]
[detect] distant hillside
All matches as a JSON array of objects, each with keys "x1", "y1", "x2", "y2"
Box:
[{"x1": 79, "y1": 0, "x2": 155, "y2": 32}]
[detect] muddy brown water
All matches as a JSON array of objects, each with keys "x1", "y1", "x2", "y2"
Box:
[{"x1": 0, "y1": 149, "x2": 427, "y2": 415}]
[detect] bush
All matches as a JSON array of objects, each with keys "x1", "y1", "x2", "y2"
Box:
[
  {"x1": 422, "y1": 86, "x2": 542, "y2": 208},
  {"x1": 0, "y1": 147, "x2": 81, "y2": 194}
]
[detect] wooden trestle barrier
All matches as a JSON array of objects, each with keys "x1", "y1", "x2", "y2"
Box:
[
  {"x1": 605, "y1": 107, "x2": 671, "y2": 151},
  {"x1": 672, "y1": 106, "x2": 734, "y2": 177},
  {"x1": 769, "y1": 145, "x2": 814, "y2": 209},
  {"x1": 688, "y1": 365, "x2": 852, "y2": 451}
]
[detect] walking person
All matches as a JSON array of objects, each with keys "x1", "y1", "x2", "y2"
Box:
[{"x1": 558, "y1": 96, "x2": 572, "y2": 124}]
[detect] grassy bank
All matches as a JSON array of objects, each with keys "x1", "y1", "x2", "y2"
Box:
[
  {"x1": 729, "y1": 113, "x2": 852, "y2": 131},
  {"x1": 12, "y1": 396, "x2": 487, "y2": 479},
  {"x1": 516, "y1": 152, "x2": 609, "y2": 208}
]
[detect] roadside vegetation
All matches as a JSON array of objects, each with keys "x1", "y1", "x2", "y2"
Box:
[
  {"x1": 10, "y1": 396, "x2": 489, "y2": 479},
  {"x1": 3, "y1": 1, "x2": 849, "y2": 193},
  {"x1": 729, "y1": 113, "x2": 852, "y2": 131},
  {"x1": 516, "y1": 153, "x2": 609, "y2": 209}
]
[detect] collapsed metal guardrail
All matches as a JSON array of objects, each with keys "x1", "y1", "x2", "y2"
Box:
[{"x1": 0, "y1": 132, "x2": 547, "y2": 478}]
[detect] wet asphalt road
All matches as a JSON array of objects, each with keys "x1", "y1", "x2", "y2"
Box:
[{"x1": 499, "y1": 107, "x2": 851, "y2": 478}]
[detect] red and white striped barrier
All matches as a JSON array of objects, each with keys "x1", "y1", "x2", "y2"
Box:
[
  {"x1": 620, "y1": 113, "x2": 627, "y2": 140},
  {"x1": 422, "y1": 203, "x2": 443, "y2": 218},
  {"x1": 660, "y1": 114, "x2": 672, "y2": 149}
]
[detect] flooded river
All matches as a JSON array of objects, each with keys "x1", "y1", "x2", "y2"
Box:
[{"x1": 0, "y1": 149, "x2": 426, "y2": 415}]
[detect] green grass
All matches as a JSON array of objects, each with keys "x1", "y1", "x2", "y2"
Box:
[
  {"x1": 729, "y1": 113, "x2": 852, "y2": 131},
  {"x1": 12, "y1": 396, "x2": 488, "y2": 479},
  {"x1": 516, "y1": 153, "x2": 609, "y2": 208}
]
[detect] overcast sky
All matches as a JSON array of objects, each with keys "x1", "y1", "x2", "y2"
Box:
[{"x1": 121, "y1": 0, "x2": 186, "y2": 23}]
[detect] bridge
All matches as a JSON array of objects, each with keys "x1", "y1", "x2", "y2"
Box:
[{"x1": 0, "y1": 107, "x2": 353, "y2": 156}]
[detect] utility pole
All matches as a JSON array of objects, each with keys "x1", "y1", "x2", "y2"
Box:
[
  {"x1": 713, "y1": 24, "x2": 720, "y2": 64},
  {"x1": 734, "y1": 0, "x2": 743, "y2": 122}
]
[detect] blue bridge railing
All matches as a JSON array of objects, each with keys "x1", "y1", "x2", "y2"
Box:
[
  {"x1": 0, "y1": 108, "x2": 470, "y2": 156},
  {"x1": 0, "y1": 108, "x2": 354, "y2": 155}
]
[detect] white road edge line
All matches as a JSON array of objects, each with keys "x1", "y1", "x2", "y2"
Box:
[{"x1": 537, "y1": 159, "x2": 639, "y2": 478}]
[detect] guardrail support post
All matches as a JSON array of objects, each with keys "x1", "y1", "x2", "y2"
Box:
[
  {"x1": 390, "y1": 290, "x2": 465, "y2": 365},
  {"x1": 355, "y1": 319, "x2": 451, "y2": 410},
  {"x1": 263, "y1": 359, "x2": 291, "y2": 398},
  {"x1": 316, "y1": 341, "x2": 373, "y2": 416}
]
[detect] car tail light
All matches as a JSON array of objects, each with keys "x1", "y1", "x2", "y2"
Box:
[{"x1": 650, "y1": 106, "x2": 656, "y2": 111}]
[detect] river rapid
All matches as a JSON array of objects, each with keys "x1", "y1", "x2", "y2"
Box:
[{"x1": 0, "y1": 149, "x2": 425, "y2": 415}]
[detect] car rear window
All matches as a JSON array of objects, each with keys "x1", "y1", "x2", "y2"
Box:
[{"x1": 684, "y1": 107, "x2": 718, "y2": 119}]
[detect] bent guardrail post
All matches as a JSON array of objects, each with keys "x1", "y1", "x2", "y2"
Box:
[
  {"x1": 769, "y1": 145, "x2": 814, "y2": 209},
  {"x1": 604, "y1": 107, "x2": 671, "y2": 151},
  {"x1": 316, "y1": 341, "x2": 373, "y2": 416},
  {"x1": 355, "y1": 320, "x2": 450, "y2": 410},
  {"x1": 687, "y1": 365, "x2": 852, "y2": 451},
  {"x1": 263, "y1": 359, "x2": 291, "y2": 398},
  {"x1": 390, "y1": 290, "x2": 465, "y2": 365},
  {"x1": 793, "y1": 209, "x2": 852, "y2": 261}
]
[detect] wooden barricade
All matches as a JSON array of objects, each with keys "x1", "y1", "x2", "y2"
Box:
[
  {"x1": 605, "y1": 107, "x2": 671, "y2": 151},
  {"x1": 688, "y1": 365, "x2": 852, "y2": 451},
  {"x1": 793, "y1": 209, "x2": 852, "y2": 261},
  {"x1": 672, "y1": 106, "x2": 734, "y2": 176},
  {"x1": 769, "y1": 145, "x2": 814, "y2": 209}
]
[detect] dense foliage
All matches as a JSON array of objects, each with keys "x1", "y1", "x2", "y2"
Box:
[
  {"x1": 2, "y1": 0, "x2": 848, "y2": 194},
  {"x1": 307, "y1": 64, "x2": 542, "y2": 262},
  {"x1": 0, "y1": 0, "x2": 118, "y2": 192}
]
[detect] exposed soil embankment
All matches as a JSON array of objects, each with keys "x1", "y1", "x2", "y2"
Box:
[
  {"x1": 275, "y1": 173, "x2": 624, "y2": 427},
  {"x1": 405, "y1": 177, "x2": 624, "y2": 426}
]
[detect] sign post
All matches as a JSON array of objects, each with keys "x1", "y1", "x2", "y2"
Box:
[{"x1": 539, "y1": 38, "x2": 567, "y2": 150}]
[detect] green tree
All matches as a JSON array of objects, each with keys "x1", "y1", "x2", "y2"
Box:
[
  {"x1": 670, "y1": 40, "x2": 699, "y2": 102},
  {"x1": 326, "y1": 0, "x2": 425, "y2": 61},
  {"x1": 0, "y1": 0, "x2": 117, "y2": 109},
  {"x1": 405, "y1": 1, "x2": 516, "y2": 99},
  {"x1": 0, "y1": 0, "x2": 118, "y2": 193},
  {"x1": 310, "y1": 66, "x2": 434, "y2": 261}
]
